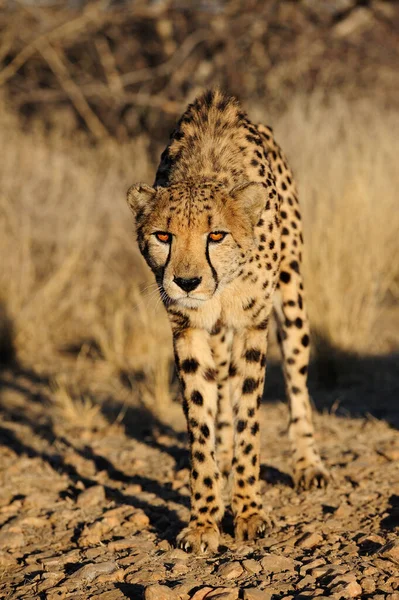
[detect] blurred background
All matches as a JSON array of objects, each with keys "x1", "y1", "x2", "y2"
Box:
[{"x1": 0, "y1": 0, "x2": 398, "y2": 425}]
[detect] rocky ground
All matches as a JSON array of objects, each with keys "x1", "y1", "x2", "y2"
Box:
[{"x1": 0, "y1": 358, "x2": 398, "y2": 600}]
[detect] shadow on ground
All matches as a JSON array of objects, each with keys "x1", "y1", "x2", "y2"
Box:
[
  {"x1": 0, "y1": 328, "x2": 398, "y2": 545},
  {"x1": 263, "y1": 333, "x2": 399, "y2": 430}
]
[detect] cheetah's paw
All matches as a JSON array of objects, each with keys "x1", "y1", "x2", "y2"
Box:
[
  {"x1": 294, "y1": 462, "x2": 330, "y2": 490},
  {"x1": 177, "y1": 522, "x2": 220, "y2": 554},
  {"x1": 234, "y1": 511, "x2": 272, "y2": 542}
]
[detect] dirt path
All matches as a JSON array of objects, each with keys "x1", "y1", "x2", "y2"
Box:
[{"x1": 0, "y1": 366, "x2": 398, "y2": 600}]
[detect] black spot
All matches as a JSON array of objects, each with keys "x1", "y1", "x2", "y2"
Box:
[
  {"x1": 247, "y1": 476, "x2": 256, "y2": 485},
  {"x1": 280, "y1": 271, "x2": 291, "y2": 284},
  {"x1": 251, "y1": 422, "x2": 259, "y2": 435},
  {"x1": 290, "y1": 260, "x2": 300, "y2": 273},
  {"x1": 295, "y1": 317, "x2": 303, "y2": 328},
  {"x1": 189, "y1": 418, "x2": 199, "y2": 428},
  {"x1": 291, "y1": 386, "x2": 301, "y2": 394},
  {"x1": 204, "y1": 368, "x2": 217, "y2": 382},
  {"x1": 210, "y1": 507, "x2": 219, "y2": 515},
  {"x1": 229, "y1": 363, "x2": 237, "y2": 377},
  {"x1": 301, "y1": 334, "x2": 310, "y2": 347},
  {"x1": 192, "y1": 469, "x2": 198, "y2": 480},
  {"x1": 191, "y1": 391, "x2": 204, "y2": 406},
  {"x1": 194, "y1": 492, "x2": 201, "y2": 500},
  {"x1": 200, "y1": 424, "x2": 210, "y2": 438},
  {"x1": 237, "y1": 420, "x2": 247, "y2": 433},
  {"x1": 210, "y1": 320, "x2": 222, "y2": 336},
  {"x1": 182, "y1": 398, "x2": 189, "y2": 416},
  {"x1": 245, "y1": 349, "x2": 261, "y2": 362},
  {"x1": 199, "y1": 506, "x2": 208, "y2": 514},
  {"x1": 255, "y1": 319, "x2": 268, "y2": 330},
  {"x1": 194, "y1": 451, "x2": 205, "y2": 462},
  {"x1": 299, "y1": 365, "x2": 308, "y2": 375},
  {"x1": 244, "y1": 444, "x2": 253, "y2": 455},
  {"x1": 251, "y1": 455, "x2": 257, "y2": 466},
  {"x1": 248, "y1": 408, "x2": 255, "y2": 417},
  {"x1": 243, "y1": 298, "x2": 256, "y2": 311},
  {"x1": 203, "y1": 476, "x2": 213, "y2": 488},
  {"x1": 181, "y1": 358, "x2": 199, "y2": 373},
  {"x1": 238, "y1": 479, "x2": 245, "y2": 488},
  {"x1": 242, "y1": 378, "x2": 258, "y2": 394},
  {"x1": 236, "y1": 465, "x2": 245, "y2": 474},
  {"x1": 206, "y1": 495, "x2": 215, "y2": 503}
]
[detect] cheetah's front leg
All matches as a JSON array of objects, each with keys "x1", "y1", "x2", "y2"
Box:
[
  {"x1": 174, "y1": 328, "x2": 224, "y2": 553},
  {"x1": 230, "y1": 327, "x2": 271, "y2": 541}
]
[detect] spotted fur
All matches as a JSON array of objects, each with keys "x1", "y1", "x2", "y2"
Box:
[{"x1": 127, "y1": 89, "x2": 328, "y2": 554}]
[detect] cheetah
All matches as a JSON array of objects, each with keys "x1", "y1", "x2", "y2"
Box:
[{"x1": 127, "y1": 89, "x2": 329, "y2": 553}]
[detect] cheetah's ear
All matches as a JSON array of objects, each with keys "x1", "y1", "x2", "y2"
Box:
[
  {"x1": 126, "y1": 183, "x2": 157, "y2": 218},
  {"x1": 230, "y1": 182, "x2": 265, "y2": 226}
]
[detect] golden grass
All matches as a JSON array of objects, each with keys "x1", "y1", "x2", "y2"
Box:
[
  {"x1": 275, "y1": 95, "x2": 399, "y2": 354},
  {"x1": 0, "y1": 94, "x2": 398, "y2": 411}
]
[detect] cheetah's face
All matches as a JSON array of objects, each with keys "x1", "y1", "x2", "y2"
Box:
[{"x1": 127, "y1": 182, "x2": 265, "y2": 307}]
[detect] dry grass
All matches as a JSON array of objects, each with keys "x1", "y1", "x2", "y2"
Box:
[
  {"x1": 274, "y1": 95, "x2": 399, "y2": 354},
  {"x1": 0, "y1": 94, "x2": 398, "y2": 412}
]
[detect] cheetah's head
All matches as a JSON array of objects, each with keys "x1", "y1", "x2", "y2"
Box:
[{"x1": 127, "y1": 181, "x2": 265, "y2": 307}]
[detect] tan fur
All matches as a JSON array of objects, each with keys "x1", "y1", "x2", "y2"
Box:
[{"x1": 127, "y1": 89, "x2": 328, "y2": 554}]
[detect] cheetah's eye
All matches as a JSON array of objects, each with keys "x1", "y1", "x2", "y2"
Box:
[
  {"x1": 155, "y1": 232, "x2": 172, "y2": 244},
  {"x1": 208, "y1": 231, "x2": 227, "y2": 243}
]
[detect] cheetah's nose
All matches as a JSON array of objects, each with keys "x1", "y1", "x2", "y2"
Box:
[{"x1": 173, "y1": 276, "x2": 202, "y2": 293}]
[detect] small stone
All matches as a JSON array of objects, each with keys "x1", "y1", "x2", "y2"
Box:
[
  {"x1": 300, "y1": 558, "x2": 326, "y2": 576},
  {"x1": 361, "y1": 577, "x2": 376, "y2": 594},
  {"x1": 357, "y1": 533, "x2": 385, "y2": 546},
  {"x1": 297, "y1": 575, "x2": 316, "y2": 589},
  {"x1": 236, "y1": 544, "x2": 254, "y2": 556},
  {"x1": 297, "y1": 532, "x2": 323, "y2": 549},
  {"x1": 77, "y1": 485, "x2": 105, "y2": 508},
  {"x1": 128, "y1": 509, "x2": 150, "y2": 528},
  {"x1": 260, "y1": 554, "x2": 296, "y2": 573},
  {"x1": 218, "y1": 562, "x2": 243, "y2": 579},
  {"x1": 108, "y1": 538, "x2": 138, "y2": 551},
  {"x1": 145, "y1": 584, "x2": 176, "y2": 600},
  {"x1": 0, "y1": 530, "x2": 25, "y2": 549},
  {"x1": 362, "y1": 566, "x2": 378, "y2": 576},
  {"x1": 165, "y1": 548, "x2": 190, "y2": 561},
  {"x1": 312, "y1": 564, "x2": 349, "y2": 579},
  {"x1": 69, "y1": 561, "x2": 118, "y2": 584},
  {"x1": 387, "y1": 575, "x2": 399, "y2": 588},
  {"x1": 158, "y1": 539, "x2": 171, "y2": 551},
  {"x1": 329, "y1": 573, "x2": 362, "y2": 598},
  {"x1": 243, "y1": 559, "x2": 262, "y2": 574},
  {"x1": 171, "y1": 562, "x2": 189, "y2": 575},
  {"x1": 190, "y1": 588, "x2": 213, "y2": 600},
  {"x1": 243, "y1": 589, "x2": 275, "y2": 600},
  {"x1": 379, "y1": 540, "x2": 399, "y2": 565},
  {"x1": 91, "y1": 591, "x2": 127, "y2": 600},
  {"x1": 207, "y1": 589, "x2": 239, "y2": 600}
]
